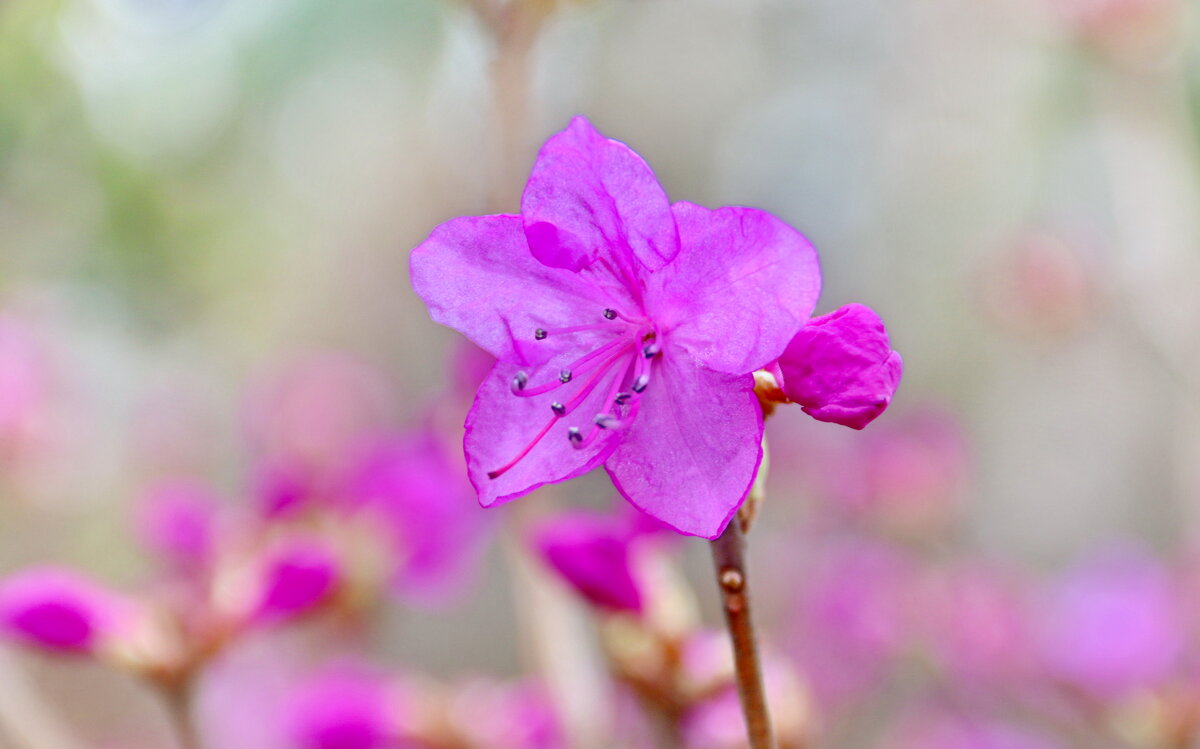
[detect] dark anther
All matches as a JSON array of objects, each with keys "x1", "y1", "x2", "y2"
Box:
[
  {"x1": 614, "y1": 393, "x2": 632, "y2": 406},
  {"x1": 567, "y1": 427, "x2": 582, "y2": 444},
  {"x1": 551, "y1": 402, "x2": 566, "y2": 416},
  {"x1": 603, "y1": 308, "x2": 617, "y2": 320},
  {"x1": 559, "y1": 370, "x2": 573, "y2": 383},
  {"x1": 632, "y1": 375, "x2": 649, "y2": 393},
  {"x1": 511, "y1": 371, "x2": 529, "y2": 392},
  {"x1": 534, "y1": 328, "x2": 548, "y2": 340},
  {"x1": 643, "y1": 342, "x2": 660, "y2": 358},
  {"x1": 595, "y1": 414, "x2": 617, "y2": 429}
]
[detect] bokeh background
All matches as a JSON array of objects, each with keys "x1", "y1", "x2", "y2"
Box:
[{"x1": 2, "y1": 0, "x2": 1200, "y2": 747}]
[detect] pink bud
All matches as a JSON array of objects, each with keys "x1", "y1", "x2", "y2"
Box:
[
  {"x1": 0, "y1": 567, "x2": 130, "y2": 654},
  {"x1": 532, "y1": 511, "x2": 643, "y2": 613},
  {"x1": 254, "y1": 542, "x2": 340, "y2": 624},
  {"x1": 776, "y1": 304, "x2": 902, "y2": 430},
  {"x1": 286, "y1": 670, "x2": 393, "y2": 749}
]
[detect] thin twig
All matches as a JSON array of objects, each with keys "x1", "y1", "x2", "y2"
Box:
[
  {"x1": 710, "y1": 520, "x2": 774, "y2": 749},
  {"x1": 160, "y1": 681, "x2": 201, "y2": 749}
]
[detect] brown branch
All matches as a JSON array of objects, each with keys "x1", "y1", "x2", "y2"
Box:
[{"x1": 710, "y1": 520, "x2": 774, "y2": 749}]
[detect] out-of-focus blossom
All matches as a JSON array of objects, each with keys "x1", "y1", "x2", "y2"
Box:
[
  {"x1": 1036, "y1": 547, "x2": 1183, "y2": 699},
  {"x1": 344, "y1": 429, "x2": 490, "y2": 608},
  {"x1": 980, "y1": 231, "x2": 1096, "y2": 339},
  {"x1": 831, "y1": 407, "x2": 969, "y2": 537},
  {"x1": 410, "y1": 115, "x2": 823, "y2": 539},
  {"x1": 1049, "y1": 0, "x2": 1183, "y2": 62},
  {"x1": 532, "y1": 509, "x2": 644, "y2": 612},
  {"x1": 0, "y1": 315, "x2": 52, "y2": 453},
  {"x1": 883, "y1": 710, "x2": 1065, "y2": 749},
  {"x1": 286, "y1": 669, "x2": 396, "y2": 749},
  {"x1": 680, "y1": 641, "x2": 810, "y2": 749},
  {"x1": 133, "y1": 479, "x2": 220, "y2": 573},
  {"x1": 252, "y1": 540, "x2": 341, "y2": 624},
  {"x1": 776, "y1": 304, "x2": 902, "y2": 430},
  {"x1": 791, "y1": 536, "x2": 913, "y2": 709},
  {"x1": 920, "y1": 562, "x2": 1034, "y2": 684},
  {"x1": 447, "y1": 678, "x2": 563, "y2": 749},
  {"x1": 243, "y1": 353, "x2": 398, "y2": 510},
  {"x1": 0, "y1": 567, "x2": 134, "y2": 654}
]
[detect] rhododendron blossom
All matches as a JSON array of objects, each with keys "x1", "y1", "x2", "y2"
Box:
[{"x1": 411, "y1": 116, "x2": 823, "y2": 537}]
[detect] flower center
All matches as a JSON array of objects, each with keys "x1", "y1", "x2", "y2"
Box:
[{"x1": 486, "y1": 307, "x2": 661, "y2": 480}]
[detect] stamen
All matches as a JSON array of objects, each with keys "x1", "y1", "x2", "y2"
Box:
[
  {"x1": 559, "y1": 370, "x2": 572, "y2": 383},
  {"x1": 487, "y1": 416, "x2": 558, "y2": 479},
  {"x1": 594, "y1": 414, "x2": 618, "y2": 429},
  {"x1": 603, "y1": 308, "x2": 617, "y2": 320},
  {"x1": 614, "y1": 393, "x2": 632, "y2": 406},
  {"x1": 642, "y1": 341, "x2": 661, "y2": 358},
  {"x1": 567, "y1": 427, "x2": 582, "y2": 445},
  {"x1": 534, "y1": 322, "x2": 613, "y2": 338},
  {"x1": 550, "y1": 402, "x2": 566, "y2": 417},
  {"x1": 632, "y1": 374, "x2": 649, "y2": 393},
  {"x1": 511, "y1": 371, "x2": 529, "y2": 393}
]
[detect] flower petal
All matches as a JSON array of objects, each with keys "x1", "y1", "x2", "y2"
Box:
[
  {"x1": 410, "y1": 214, "x2": 611, "y2": 361},
  {"x1": 777, "y1": 303, "x2": 902, "y2": 430},
  {"x1": 651, "y1": 202, "x2": 821, "y2": 375},
  {"x1": 604, "y1": 360, "x2": 763, "y2": 539},
  {"x1": 465, "y1": 356, "x2": 624, "y2": 507},
  {"x1": 533, "y1": 510, "x2": 643, "y2": 612},
  {"x1": 522, "y1": 116, "x2": 679, "y2": 274}
]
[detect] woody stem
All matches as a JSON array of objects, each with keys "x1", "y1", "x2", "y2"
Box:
[{"x1": 710, "y1": 519, "x2": 774, "y2": 749}]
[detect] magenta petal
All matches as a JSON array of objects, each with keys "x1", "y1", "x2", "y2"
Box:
[
  {"x1": 522, "y1": 116, "x2": 679, "y2": 273},
  {"x1": 465, "y1": 357, "x2": 620, "y2": 507},
  {"x1": 777, "y1": 303, "x2": 902, "y2": 430},
  {"x1": 605, "y1": 361, "x2": 763, "y2": 539},
  {"x1": 410, "y1": 214, "x2": 610, "y2": 360},
  {"x1": 653, "y1": 202, "x2": 821, "y2": 374},
  {"x1": 254, "y1": 542, "x2": 340, "y2": 623},
  {"x1": 533, "y1": 511, "x2": 643, "y2": 612},
  {"x1": 287, "y1": 670, "x2": 391, "y2": 749},
  {"x1": 0, "y1": 567, "x2": 128, "y2": 654}
]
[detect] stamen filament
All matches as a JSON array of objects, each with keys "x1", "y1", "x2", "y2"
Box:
[{"x1": 487, "y1": 416, "x2": 559, "y2": 479}]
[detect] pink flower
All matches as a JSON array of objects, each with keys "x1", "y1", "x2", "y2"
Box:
[
  {"x1": 133, "y1": 479, "x2": 220, "y2": 573},
  {"x1": 1036, "y1": 547, "x2": 1183, "y2": 698},
  {"x1": 0, "y1": 567, "x2": 132, "y2": 654},
  {"x1": 253, "y1": 541, "x2": 340, "y2": 624},
  {"x1": 285, "y1": 670, "x2": 394, "y2": 749},
  {"x1": 410, "y1": 116, "x2": 822, "y2": 538},
  {"x1": 0, "y1": 315, "x2": 51, "y2": 445},
  {"x1": 776, "y1": 303, "x2": 902, "y2": 430},
  {"x1": 343, "y1": 429, "x2": 491, "y2": 607},
  {"x1": 532, "y1": 509, "x2": 646, "y2": 612},
  {"x1": 884, "y1": 710, "x2": 1064, "y2": 749}
]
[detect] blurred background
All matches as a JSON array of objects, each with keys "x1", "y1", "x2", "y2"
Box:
[{"x1": 2, "y1": 0, "x2": 1200, "y2": 747}]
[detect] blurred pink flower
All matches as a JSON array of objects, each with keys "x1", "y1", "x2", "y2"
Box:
[
  {"x1": 286, "y1": 669, "x2": 395, "y2": 749},
  {"x1": 410, "y1": 115, "x2": 823, "y2": 539},
  {"x1": 1036, "y1": 547, "x2": 1183, "y2": 699},
  {"x1": 791, "y1": 536, "x2": 914, "y2": 708},
  {"x1": 776, "y1": 303, "x2": 902, "y2": 430},
  {"x1": 532, "y1": 509, "x2": 645, "y2": 612},
  {"x1": 447, "y1": 678, "x2": 564, "y2": 749},
  {"x1": 343, "y1": 428, "x2": 491, "y2": 608},
  {"x1": 980, "y1": 230, "x2": 1096, "y2": 339},
  {"x1": 920, "y1": 562, "x2": 1034, "y2": 685},
  {"x1": 243, "y1": 352, "x2": 398, "y2": 510},
  {"x1": 0, "y1": 315, "x2": 51, "y2": 450},
  {"x1": 884, "y1": 710, "x2": 1064, "y2": 749},
  {"x1": 253, "y1": 540, "x2": 341, "y2": 624},
  {"x1": 133, "y1": 479, "x2": 220, "y2": 573},
  {"x1": 0, "y1": 567, "x2": 134, "y2": 654}
]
